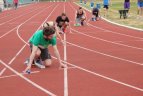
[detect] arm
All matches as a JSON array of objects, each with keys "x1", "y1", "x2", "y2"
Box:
[
  {"x1": 75, "y1": 11, "x2": 77, "y2": 22},
  {"x1": 24, "y1": 45, "x2": 38, "y2": 72},
  {"x1": 83, "y1": 10, "x2": 87, "y2": 19},
  {"x1": 55, "y1": 24, "x2": 64, "y2": 43},
  {"x1": 65, "y1": 17, "x2": 70, "y2": 26},
  {"x1": 53, "y1": 45, "x2": 62, "y2": 63},
  {"x1": 53, "y1": 45, "x2": 66, "y2": 67}
]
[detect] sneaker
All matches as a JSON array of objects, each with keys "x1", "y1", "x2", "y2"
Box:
[
  {"x1": 24, "y1": 58, "x2": 30, "y2": 66},
  {"x1": 91, "y1": 18, "x2": 96, "y2": 21},
  {"x1": 34, "y1": 59, "x2": 45, "y2": 69},
  {"x1": 74, "y1": 23, "x2": 81, "y2": 26},
  {"x1": 25, "y1": 69, "x2": 31, "y2": 74}
]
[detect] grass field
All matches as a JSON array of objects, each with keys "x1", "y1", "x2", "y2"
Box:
[{"x1": 76, "y1": 0, "x2": 143, "y2": 29}]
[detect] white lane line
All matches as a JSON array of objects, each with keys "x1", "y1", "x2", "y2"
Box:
[
  {"x1": 0, "y1": 4, "x2": 49, "y2": 38},
  {"x1": 66, "y1": 41, "x2": 143, "y2": 66},
  {"x1": 63, "y1": 2, "x2": 68, "y2": 96},
  {"x1": 88, "y1": 23, "x2": 143, "y2": 40},
  {"x1": 51, "y1": 56, "x2": 143, "y2": 92},
  {"x1": 114, "y1": 39, "x2": 143, "y2": 43},
  {"x1": 0, "y1": 68, "x2": 6, "y2": 76},
  {"x1": 71, "y1": 28, "x2": 143, "y2": 51},
  {"x1": 0, "y1": 5, "x2": 47, "y2": 26},
  {"x1": 0, "y1": 3, "x2": 35, "y2": 20},
  {"x1": 0, "y1": 71, "x2": 40, "y2": 79},
  {"x1": 0, "y1": 60, "x2": 56, "y2": 96},
  {"x1": 0, "y1": 27, "x2": 18, "y2": 39},
  {"x1": 65, "y1": 61, "x2": 143, "y2": 92}
]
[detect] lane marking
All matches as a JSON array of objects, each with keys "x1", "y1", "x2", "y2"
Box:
[
  {"x1": 0, "y1": 5, "x2": 47, "y2": 26},
  {"x1": 66, "y1": 41, "x2": 143, "y2": 66},
  {"x1": 71, "y1": 28, "x2": 143, "y2": 51},
  {"x1": 0, "y1": 71, "x2": 40, "y2": 79},
  {"x1": 63, "y1": 2, "x2": 68, "y2": 96},
  {"x1": 0, "y1": 60, "x2": 56, "y2": 96},
  {"x1": 51, "y1": 56, "x2": 143, "y2": 92},
  {"x1": 0, "y1": 4, "x2": 50, "y2": 38}
]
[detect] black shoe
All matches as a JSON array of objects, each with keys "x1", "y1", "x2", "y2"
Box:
[
  {"x1": 81, "y1": 21, "x2": 84, "y2": 26},
  {"x1": 34, "y1": 59, "x2": 45, "y2": 69}
]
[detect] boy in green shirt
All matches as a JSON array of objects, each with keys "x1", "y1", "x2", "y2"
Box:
[{"x1": 24, "y1": 25, "x2": 65, "y2": 73}]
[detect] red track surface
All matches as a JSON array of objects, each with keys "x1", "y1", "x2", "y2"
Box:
[{"x1": 0, "y1": 2, "x2": 143, "y2": 96}]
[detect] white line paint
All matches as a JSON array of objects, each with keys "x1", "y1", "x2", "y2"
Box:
[
  {"x1": 66, "y1": 41, "x2": 143, "y2": 66},
  {"x1": 0, "y1": 3, "x2": 34, "y2": 20},
  {"x1": 65, "y1": 61, "x2": 143, "y2": 92},
  {"x1": 0, "y1": 71, "x2": 40, "y2": 79},
  {"x1": 0, "y1": 60, "x2": 56, "y2": 96},
  {"x1": 0, "y1": 27, "x2": 18, "y2": 39},
  {"x1": 114, "y1": 39, "x2": 143, "y2": 43},
  {"x1": 51, "y1": 55, "x2": 143, "y2": 92},
  {"x1": 71, "y1": 28, "x2": 143, "y2": 51},
  {"x1": 87, "y1": 23, "x2": 143, "y2": 40},
  {"x1": 0, "y1": 68, "x2": 6, "y2": 76},
  {"x1": 0, "y1": 4, "x2": 50, "y2": 39},
  {"x1": 0, "y1": 5, "x2": 47, "y2": 26},
  {"x1": 63, "y1": 2, "x2": 68, "y2": 96}
]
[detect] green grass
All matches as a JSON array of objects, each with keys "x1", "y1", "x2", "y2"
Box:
[{"x1": 76, "y1": 0, "x2": 143, "y2": 29}]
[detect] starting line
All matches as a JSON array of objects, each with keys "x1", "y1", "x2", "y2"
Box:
[{"x1": 0, "y1": 71, "x2": 40, "y2": 79}]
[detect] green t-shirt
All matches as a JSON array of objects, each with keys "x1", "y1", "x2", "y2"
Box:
[{"x1": 29, "y1": 30, "x2": 56, "y2": 48}]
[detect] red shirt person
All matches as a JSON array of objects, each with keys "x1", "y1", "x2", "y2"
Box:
[{"x1": 13, "y1": 0, "x2": 18, "y2": 9}]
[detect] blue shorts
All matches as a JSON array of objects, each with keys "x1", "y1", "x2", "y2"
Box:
[
  {"x1": 103, "y1": 5, "x2": 109, "y2": 9},
  {"x1": 138, "y1": 2, "x2": 143, "y2": 7}
]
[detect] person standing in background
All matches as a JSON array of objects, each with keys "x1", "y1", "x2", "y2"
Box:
[
  {"x1": 13, "y1": 0, "x2": 18, "y2": 9},
  {"x1": 124, "y1": 0, "x2": 130, "y2": 17},
  {"x1": 103, "y1": 0, "x2": 110, "y2": 17},
  {"x1": 137, "y1": 0, "x2": 143, "y2": 16}
]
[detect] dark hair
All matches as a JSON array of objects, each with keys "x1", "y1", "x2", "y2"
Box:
[
  {"x1": 43, "y1": 27, "x2": 55, "y2": 36},
  {"x1": 61, "y1": 13, "x2": 66, "y2": 16},
  {"x1": 79, "y1": 7, "x2": 82, "y2": 9}
]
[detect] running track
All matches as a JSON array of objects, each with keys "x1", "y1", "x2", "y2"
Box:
[{"x1": 0, "y1": 2, "x2": 143, "y2": 96}]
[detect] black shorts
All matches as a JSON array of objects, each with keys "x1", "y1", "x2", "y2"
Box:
[
  {"x1": 103, "y1": 5, "x2": 109, "y2": 9},
  {"x1": 93, "y1": 12, "x2": 99, "y2": 17},
  {"x1": 30, "y1": 43, "x2": 51, "y2": 61}
]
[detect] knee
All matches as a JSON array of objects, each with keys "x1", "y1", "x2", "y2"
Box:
[{"x1": 44, "y1": 59, "x2": 52, "y2": 67}]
